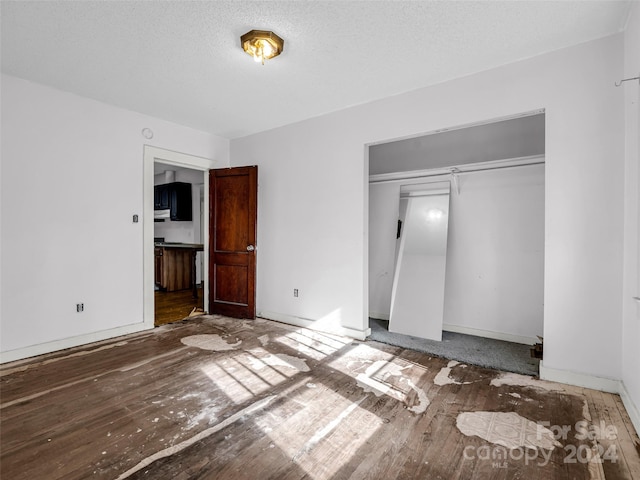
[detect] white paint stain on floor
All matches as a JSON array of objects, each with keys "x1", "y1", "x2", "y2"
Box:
[
  {"x1": 355, "y1": 360, "x2": 408, "y2": 399},
  {"x1": 366, "y1": 360, "x2": 410, "y2": 379},
  {"x1": 407, "y1": 379, "x2": 430, "y2": 413},
  {"x1": 184, "y1": 404, "x2": 219, "y2": 430},
  {"x1": 180, "y1": 335, "x2": 241, "y2": 351},
  {"x1": 355, "y1": 360, "x2": 430, "y2": 414},
  {"x1": 582, "y1": 399, "x2": 592, "y2": 421},
  {"x1": 203, "y1": 315, "x2": 252, "y2": 326},
  {"x1": 490, "y1": 372, "x2": 564, "y2": 392},
  {"x1": 433, "y1": 360, "x2": 473, "y2": 386},
  {"x1": 247, "y1": 353, "x2": 310, "y2": 372},
  {"x1": 456, "y1": 411, "x2": 562, "y2": 450}
]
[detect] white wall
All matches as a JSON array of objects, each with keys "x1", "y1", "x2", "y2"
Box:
[
  {"x1": 231, "y1": 34, "x2": 624, "y2": 381},
  {"x1": 369, "y1": 165, "x2": 544, "y2": 342},
  {"x1": 0, "y1": 74, "x2": 229, "y2": 356},
  {"x1": 621, "y1": 2, "x2": 640, "y2": 430}
]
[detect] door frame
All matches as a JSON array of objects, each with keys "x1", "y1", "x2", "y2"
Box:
[{"x1": 143, "y1": 145, "x2": 218, "y2": 329}]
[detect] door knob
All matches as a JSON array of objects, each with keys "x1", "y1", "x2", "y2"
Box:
[{"x1": 247, "y1": 245, "x2": 255, "y2": 252}]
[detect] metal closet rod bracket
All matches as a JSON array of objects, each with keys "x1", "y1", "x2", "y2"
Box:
[
  {"x1": 449, "y1": 168, "x2": 461, "y2": 195},
  {"x1": 615, "y1": 75, "x2": 640, "y2": 87}
]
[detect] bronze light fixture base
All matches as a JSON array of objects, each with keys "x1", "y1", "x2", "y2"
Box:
[{"x1": 241, "y1": 30, "x2": 284, "y2": 65}]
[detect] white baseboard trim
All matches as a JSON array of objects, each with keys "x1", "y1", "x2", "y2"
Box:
[
  {"x1": 539, "y1": 361, "x2": 620, "y2": 393},
  {"x1": 368, "y1": 319, "x2": 537, "y2": 345},
  {"x1": 540, "y1": 363, "x2": 640, "y2": 436},
  {"x1": 442, "y1": 323, "x2": 538, "y2": 345},
  {"x1": 0, "y1": 322, "x2": 153, "y2": 364},
  {"x1": 618, "y1": 381, "x2": 640, "y2": 437},
  {"x1": 258, "y1": 311, "x2": 371, "y2": 341}
]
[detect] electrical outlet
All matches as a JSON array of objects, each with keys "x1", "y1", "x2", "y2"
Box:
[
  {"x1": 293, "y1": 289, "x2": 298, "y2": 297},
  {"x1": 76, "y1": 303, "x2": 84, "y2": 313}
]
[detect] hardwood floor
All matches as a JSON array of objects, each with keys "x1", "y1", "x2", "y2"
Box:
[
  {"x1": 1, "y1": 316, "x2": 639, "y2": 480},
  {"x1": 154, "y1": 286, "x2": 204, "y2": 326}
]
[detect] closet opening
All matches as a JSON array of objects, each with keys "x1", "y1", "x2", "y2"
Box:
[{"x1": 367, "y1": 111, "x2": 545, "y2": 376}]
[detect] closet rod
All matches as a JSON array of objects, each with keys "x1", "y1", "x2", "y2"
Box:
[
  {"x1": 615, "y1": 75, "x2": 640, "y2": 87},
  {"x1": 369, "y1": 160, "x2": 545, "y2": 185},
  {"x1": 449, "y1": 160, "x2": 545, "y2": 175}
]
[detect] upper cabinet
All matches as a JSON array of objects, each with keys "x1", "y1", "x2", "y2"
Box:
[
  {"x1": 154, "y1": 182, "x2": 192, "y2": 221},
  {"x1": 154, "y1": 184, "x2": 170, "y2": 210}
]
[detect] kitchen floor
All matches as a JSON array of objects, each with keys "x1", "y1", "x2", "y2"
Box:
[{"x1": 154, "y1": 285, "x2": 204, "y2": 326}]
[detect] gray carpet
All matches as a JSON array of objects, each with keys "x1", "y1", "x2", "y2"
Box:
[{"x1": 369, "y1": 318, "x2": 539, "y2": 376}]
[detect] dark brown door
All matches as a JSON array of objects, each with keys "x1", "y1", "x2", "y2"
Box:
[{"x1": 209, "y1": 166, "x2": 257, "y2": 318}]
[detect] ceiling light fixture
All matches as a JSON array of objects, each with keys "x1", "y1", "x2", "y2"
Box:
[{"x1": 241, "y1": 29, "x2": 284, "y2": 65}]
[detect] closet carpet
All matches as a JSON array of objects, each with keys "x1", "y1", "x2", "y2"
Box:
[{"x1": 369, "y1": 318, "x2": 540, "y2": 376}]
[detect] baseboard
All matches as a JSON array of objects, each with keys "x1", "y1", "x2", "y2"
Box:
[
  {"x1": 539, "y1": 361, "x2": 620, "y2": 393},
  {"x1": 442, "y1": 323, "x2": 538, "y2": 345},
  {"x1": 370, "y1": 319, "x2": 537, "y2": 345},
  {"x1": 0, "y1": 322, "x2": 153, "y2": 364},
  {"x1": 258, "y1": 311, "x2": 371, "y2": 341},
  {"x1": 539, "y1": 363, "x2": 640, "y2": 436},
  {"x1": 619, "y1": 381, "x2": 640, "y2": 437}
]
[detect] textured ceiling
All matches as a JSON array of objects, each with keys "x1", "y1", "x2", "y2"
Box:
[{"x1": 1, "y1": 1, "x2": 633, "y2": 139}]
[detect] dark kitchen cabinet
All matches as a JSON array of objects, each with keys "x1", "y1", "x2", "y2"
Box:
[
  {"x1": 154, "y1": 184, "x2": 170, "y2": 210},
  {"x1": 154, "y1": 182, "x2": 192, "y2": 221},
  {"x1": 169, "y1": 183, "x2": 192, "y2": 221}
]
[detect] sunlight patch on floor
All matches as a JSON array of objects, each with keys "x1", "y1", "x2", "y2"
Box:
[
  {"x1": 328, "y1": 343, "x2": 431, "y2": 415},
  {"x1": 200, "y1": 353, "x2": 291, "y2": 404},
  {"x1": 273, "y1": 329, "x2": 351, "y2": 360},
  {"x1": 254, "y1": 383, "x2": 381, "y2": 480}
]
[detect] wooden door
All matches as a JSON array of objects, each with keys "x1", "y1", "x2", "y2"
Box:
[{"x1": 209, "y1": 166, "x2": 257, "y2": 318}]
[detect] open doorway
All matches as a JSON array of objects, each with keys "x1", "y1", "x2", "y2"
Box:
[
  {"x1": 153, "y1": 164, "x2": 205, "y2": 325},
  {"x1": 367, "y1": 111, "x2": 545, "y2": 375},
  {"x1": 142, "y1": 146, "x2": 218, "y2": 330}
]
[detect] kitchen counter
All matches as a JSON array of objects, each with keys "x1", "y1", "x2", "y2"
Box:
[
  {"x1": 154, "y1": 242, "x2": 204, "y2": 250},
  {"x1": 154, "y1": 243, "x2": 204, "y2": 298}
]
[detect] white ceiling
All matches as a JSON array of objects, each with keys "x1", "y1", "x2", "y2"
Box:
[{"x1": 1, "y1": 1, "x2": 633, "y2": 139}]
